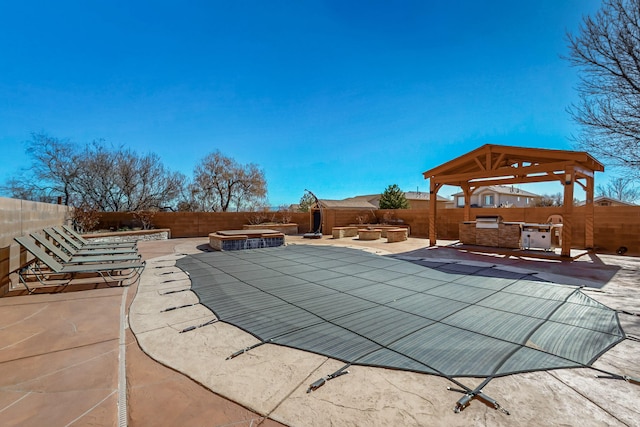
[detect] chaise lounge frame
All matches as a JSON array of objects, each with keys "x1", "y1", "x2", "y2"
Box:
[{"x1": 14, "y1": 235, "x2": 145, "y2": 294}]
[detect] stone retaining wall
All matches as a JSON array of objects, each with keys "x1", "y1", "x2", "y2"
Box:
[
  {"x1": 85, "y1": 229, "x2": 171, "y2": 244},
  {"x1": 459, "y1": 222, "x2": 521, "y2": 249}
]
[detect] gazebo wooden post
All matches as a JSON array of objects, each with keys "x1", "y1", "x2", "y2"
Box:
[
  {"x1": 562, "y1": 167, "x2": 575, "y2": 257},
  {"x1": 585, "y1": 175, "x2": 595, "y2": 249},
  {"x1": 429, "y1": 180, "x2": 441, "y2": 246},
  {"x1": 462, "y1": 184, "x2": 472, "y2": 222}
]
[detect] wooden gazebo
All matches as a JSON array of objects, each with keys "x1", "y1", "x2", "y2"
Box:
[{"x1": 422, "y1": 144, "x2": 604, "y2": 257}]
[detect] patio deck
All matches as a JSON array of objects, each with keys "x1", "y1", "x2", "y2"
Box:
[{"x1": 1, "y1": 236, "x2": 639, "y2": 426}]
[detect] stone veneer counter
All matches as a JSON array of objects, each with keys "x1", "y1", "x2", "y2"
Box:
[{"x1": 459, "y1": 222, "x2": 522, "y2": 249}]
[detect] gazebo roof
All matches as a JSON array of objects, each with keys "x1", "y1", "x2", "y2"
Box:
[{"x1": 423, "y1": 144, "x2": 604, "y2": 187}]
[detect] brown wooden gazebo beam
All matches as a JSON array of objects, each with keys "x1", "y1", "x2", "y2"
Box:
[
  {"x1": 561, "y1": 167, "x2": 575, "y2": 257},
  {"x1": 585, "y1": 175, "x2": 595, "y2": 249},
  {"x1": 429, "y1": 160, "x2": 572, "y2": 184},
  {"x1": 462, "y1": 184, "x2": 473, "y2": 221},
  {"x1": 429, "y1": 180, "x2": 442, "y2": 246}
]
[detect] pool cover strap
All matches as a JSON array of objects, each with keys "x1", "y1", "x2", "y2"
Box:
[
  {"x1": 307, "y1": 364, "x2": 351, "y2": 393},
  {"x1": 227, "y1": 339, "x2": 273, "y2": 360},
  {"x1": 161, "y1": 303, "x2": 197, "y2": 312},
  {"x1": 180, "y1": 319, "x2": 218, "y2": 334}
]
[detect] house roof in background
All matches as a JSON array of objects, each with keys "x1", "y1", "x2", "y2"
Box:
[
  {"x1": 318, "y1": 192, "x2": 448, "y2": 209},
  {"x1": 450, "y1": 185, "x2": 541, "y2": 198},
  {"x1": 576, "y1": 196, "x2": 638, "y2": 206},
  {"x1": 404, "y1": 191, "x2": 449, "y2": 202},
  {"x1": 318, "y1": 197, "x2": 378, "y2": 209}
]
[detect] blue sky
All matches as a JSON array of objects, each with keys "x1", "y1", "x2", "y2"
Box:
[{"x1": 0, "y1": 0, "x2": 605, "y2": 205}]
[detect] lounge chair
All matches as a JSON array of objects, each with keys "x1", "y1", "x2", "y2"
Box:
[
  {"x1": 30, "y1": 232, "x2": 140, "y2": 264},
  {"x1": 61, "y1": 224, "x2": 137, "y2": 248},
  {"x1": 44, "y1": 228, "x2": 138, "y2": 256},
  {"x1": 14, "y1": 235, "x2": 145, "y2": 294}
]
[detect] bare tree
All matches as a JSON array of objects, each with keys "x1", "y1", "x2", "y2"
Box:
[
  {"x1": 566, "y1": 0, "x2": 640, "y2": 175},
  {"x1": 74, "y1": 142, "x2": 118, "y2": 210},
  {"x1": 114, "y1": 150, "x2": 184, "y2": 211},
  {"x1": 74, "y1": 144, "x2": 184, "y2": 212},
  {"x1": 597, "y1": 176, "x2": 640, "y2": 201},
  {"x1": 535, "y1": 193, "x2": 563, "y2": 207},
  {"x1": 2, "y1": 133, "x2": 82, "y2": 204},
  {"x1": 193, "y1": 151, "x2": 267, "y2": 212},
  {"x1": 1, "y1": 176, "x2": 53, "y2": 202},
  {"x1": 3, "y1": 134, "x2": 186, "y2": 211}
]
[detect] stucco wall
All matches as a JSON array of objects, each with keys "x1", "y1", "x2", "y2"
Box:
[
  {"x1": 96, "y1": 211, "x2": 313, "y2": 238},
  {"x1": 94, "y1": 206, "x2": 640, "y2": 254},
  {"x1": 2, "y1": 200, "x2": 638, "y2": 295}
]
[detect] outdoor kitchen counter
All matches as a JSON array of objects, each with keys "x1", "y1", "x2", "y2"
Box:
[{"x1": 459, "y1": 220, "x2": 522, "y2": 248}]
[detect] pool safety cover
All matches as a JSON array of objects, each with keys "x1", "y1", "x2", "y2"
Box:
[{"x1": 176, "y1": 245, "x2": 625, "y2": 379}]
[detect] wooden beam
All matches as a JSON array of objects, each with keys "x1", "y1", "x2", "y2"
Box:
[
  {"x1": 482, "y1": 145, "x2": 593, "y2": 163},
  {"x1": 462, "y1": 184, "x2": 472, "y2": 221},
  {"x1": 575, "y1": 178, "x2": 587, "y2": 191},
  {"x1": 585, "y1": 176, "x2": 594, "y2": 249},
  {"x1": 430, "y1": 161, "x2": 572, "y2": 185},
  {"x1": 429, "y1": 180, "x2": 440, "y2": 246},
  {"x1": 422, "y1": 144, "x2": 604, "y2": 179},
  {"x1": 474, "y1": 156, "x2": 486, "y2": 171},
  {"x1": 561, "y1": 168, "x2": 575, "y2": 257},
  {"x1": 574, "y1": 166, "x2": 594, "y2": 178},
  {"x1": 464, "y1": 173, "x2": 565, "y2": 188}
]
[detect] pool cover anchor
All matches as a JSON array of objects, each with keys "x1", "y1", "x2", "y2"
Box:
[
  {"x1": 306, "y1": 364, "x2": 351, "y2": 393},
  {"x1": 226, "y1": 339, "x2": 273, "y2": 360},
  {"x1": 448, "y1": 378, "x2": 510, "y2": 415},
  {"x1": 450, "y1": 390, "x2": 510, "y2": 415}
]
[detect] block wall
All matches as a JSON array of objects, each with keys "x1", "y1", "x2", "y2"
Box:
[
  {"x1": 2, "y1": 200, "x2": 639, "y2": 295},
  {"x1": 0, "y1": 197, "x2": 72, "y2": 295},
  {"x1": 97, "y1": 211, "x2": 313, "y2": 238}
]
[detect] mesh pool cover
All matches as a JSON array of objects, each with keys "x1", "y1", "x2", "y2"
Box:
[{"x1": 176, "y1": 245, "x2": 625, "y2": 379}]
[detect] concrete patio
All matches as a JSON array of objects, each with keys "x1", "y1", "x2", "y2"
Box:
[{"x1": 1, "y1": 236, "x2": 639, "y2": 426}]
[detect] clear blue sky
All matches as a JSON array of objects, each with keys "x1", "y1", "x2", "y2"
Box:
[{"x1": 0, "y1": 0, "x2": 606, "y2": 205}]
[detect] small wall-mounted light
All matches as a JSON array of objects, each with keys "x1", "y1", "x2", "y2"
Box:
[{"x1": 565, "y1": 173, "x2": 572, "y2": 185}]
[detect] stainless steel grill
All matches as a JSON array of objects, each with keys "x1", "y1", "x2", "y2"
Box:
[
  {"x1": 521, "y1": 224, "x2": 552, "y2": 250},
  {"x1": 475, "y1": 215, "x2": 501, "y2": 229}
]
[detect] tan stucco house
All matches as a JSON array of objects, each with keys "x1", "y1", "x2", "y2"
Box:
[
  {"x1": 447, "y1": 185, "x2": 542, "y2": 208},
  {"x1": 577, "y1": 196, "x2": 637, "y2": 207},
  {"x1": 317, "y1": 192, "x2": 448, "y2": 210}
]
